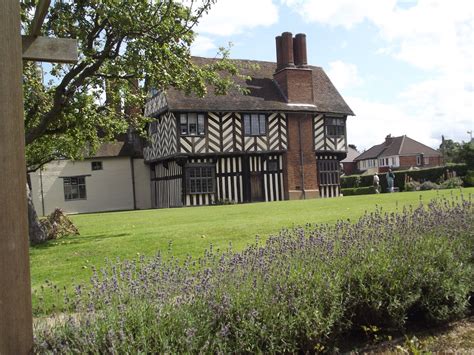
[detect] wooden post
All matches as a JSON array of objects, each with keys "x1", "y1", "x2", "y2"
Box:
[{"x1": 0, "y1": 0, "x2": 34, "y2": 353}]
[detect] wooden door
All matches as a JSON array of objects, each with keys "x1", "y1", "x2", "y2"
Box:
[{"x1": 250, "y1": 172, "x2": 264, "y2": 202}]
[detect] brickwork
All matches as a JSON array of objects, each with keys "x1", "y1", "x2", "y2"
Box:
[
  {"x1": 399, "y1": 155, "x2": 418, "y2": 168},
  {"x1": 285, "y1": 113, "x2": 318, "y2": 199},
  {"x1": 274, "y1": 68, "x2": 313, "y2": 104},
  {"x1": 399, "y1": 155, "x2": 443, "y2": 169}
]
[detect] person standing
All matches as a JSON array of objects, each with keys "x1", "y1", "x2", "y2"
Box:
[
  {"x1": 373, "y1": 173, "x2": 380, "y2": 193},
  {"x1": 386, "y1": 169, "x2": 395, "y2": 192}
]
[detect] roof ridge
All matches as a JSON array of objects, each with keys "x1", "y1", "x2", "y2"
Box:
[{"x1": 398, "y1": 135, "x2": 406, "y2": 155}]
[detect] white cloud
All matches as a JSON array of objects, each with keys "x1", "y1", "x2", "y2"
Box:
[
  {"x1": 345, "y1": 97, "x2": 439, "y2": 151},
  {"x1": 327, "y1": 60, "x2": 363, "y2": 90},
  {"x1": 346, "y1": 81, "x2": 474, "y2": 151},
  {"x1": 281, "y1": 0, "x2": 396, "y2": 29},
  {"x1": 196, "y1": 0, "x2": 279, "y2": 36},
  {"x1": 284, "y1": 0, "x2": 474, "y2": 146},
  {"x1": 190, "y1": 35, "x2": 217, "y2": 56}
]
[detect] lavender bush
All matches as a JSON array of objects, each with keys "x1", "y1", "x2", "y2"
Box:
[{"x1": 34, "y1": 195, "x2": 473, "y2": 353}]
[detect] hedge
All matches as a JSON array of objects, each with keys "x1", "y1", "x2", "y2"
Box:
[
  {"x1": 341, "y1": 164, "x2": 468, "y2": 192},
  {"x1": 341, "y1": 186, "x2": 376, "y2": 196}
]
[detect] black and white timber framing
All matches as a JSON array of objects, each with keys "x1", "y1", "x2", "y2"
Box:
[
  {"x1": 144, "y1": 108, "x2": 347, "y2": 207},
  {"x1": 313, "y1": 114, "x2": 347, "y2": 153},
  {"x1": 312, "y1": 114, "x2": 348, "y2": 198}
]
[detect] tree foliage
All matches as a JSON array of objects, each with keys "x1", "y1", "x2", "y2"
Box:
[
  {"x1": 21, "y1": 0, "x2": 246, "y2": 171},
  {"x1": 439, "y1": 138, "x2": 462, "y2": 164},
  {"x1": 439, "y1": 138, "x2": 473, "y2": 167}
]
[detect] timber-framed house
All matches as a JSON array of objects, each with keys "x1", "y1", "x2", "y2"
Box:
[{"x1": 143, "y1": 32, "x2": 354, "y2": 208}]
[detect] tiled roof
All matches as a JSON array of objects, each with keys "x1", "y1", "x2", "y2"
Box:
[
  {"x1": 355, "y1": 135, "x2": 441, "y2": 161},
  {"x1": 354, "y1": 142, "x2": 387, "y2": 161},
  {"x1": 396, "y1": 136, "x2": 440, "y2": 156},
  {"x1": 162, "y1": 57, "x2": 354, "y2": 115},
  {"x1": 341, "y1": 146, "x2": 360, "y2": 163},
  {"x1": 92, "y1": 138, "x2": 143, "y2": 158}
]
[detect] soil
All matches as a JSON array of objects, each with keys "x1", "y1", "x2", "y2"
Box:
[{"x1": 346, "y1": 316, "x2": 474, "y2": 354}]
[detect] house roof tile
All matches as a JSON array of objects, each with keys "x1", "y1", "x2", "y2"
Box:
[
  {"x1": 355, "y1": 135, "x2": 441, "y2": 161},
  {"x1": 161, "y1": 57, "x2": 354, "y2": 115}
]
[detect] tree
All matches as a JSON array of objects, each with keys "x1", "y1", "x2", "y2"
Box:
[
  {"x1": 439, "y1": 137, "x2": 462, "y2": 164},
  {"x1": 21, "y1": 0, "x2": 246, "y2": 242},
  {"x1": 458, "y1": 141, "x2": 474, "y2": 168},
  {"x1": 438, "y1": 137, "x2": 473, "y2": 166}
]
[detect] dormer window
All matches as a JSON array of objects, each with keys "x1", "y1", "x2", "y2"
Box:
[
  {"x1": 180, "y1": 113, "x2": 205, "y2": 136},
  {"x1": 326, "y1": 117, "x2": 345, "y2": 137}
]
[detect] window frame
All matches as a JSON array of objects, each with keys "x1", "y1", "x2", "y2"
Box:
[
  {"x1": 325, "y1": 117, "x2": 345, "y2": 137},
  {"x1": 91, "y1": 161, "x2": 103, "y2": 171},
  {"x1": 179, "y1": 112, "x2": 206, "y2": 137},
  {"x1": 416, "y1": 155, "x2": 422, "y2": 166},
  {"x1": 243, "y1": 113, "x2": 267, "y2": 137},
  {"x1": 63, "y1": 176, "x2": 87, "y2": 201},
  {"x1": 185, "y1": 164, "x2": 216, "y2": 195}
]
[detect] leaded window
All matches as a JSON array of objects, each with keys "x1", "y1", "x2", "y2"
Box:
[
  {"x1": 185, "y1": 165, "x2": 215, "y2": 194},
  {"x1": 63, "y1": 176, "x2": 87, "y2": 200},
  {"x1": 91, "y1": 161, "x2": 103, "y2": 171},
  {"x1": 326, "y1": 117, "x2": 345, "y2": 137},
  {"x1": 268, "y1": 160, "x2": 278, "y2": 172},
  {"x1": 180, "y1": 113, "x2": 205, "y2": 136},
  {"x1": 243, "y1": 113, "x2": 266, "y2": 136}
]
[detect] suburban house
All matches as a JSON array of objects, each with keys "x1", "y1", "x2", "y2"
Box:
[
  {"x1": 341, "y1": 145, "x2": 359, "y2": 175},
  {"x1": 354, "y1": 134, "x2": 443, "y2": 174},
  {"x1": 143, "y1": 32, "x2": 354, "y2": 208},
  {"x1": 30, "y1": 31, "x2": 354, "y2": 215}
]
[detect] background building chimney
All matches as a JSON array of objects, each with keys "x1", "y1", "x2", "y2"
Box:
[{"x1": 293, "y1": 33, "x2": 307, "y2": 67}]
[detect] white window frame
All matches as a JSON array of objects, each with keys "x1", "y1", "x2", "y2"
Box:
[{"x1": 63, "y1": 176, "x2": 87, "y2": 201}]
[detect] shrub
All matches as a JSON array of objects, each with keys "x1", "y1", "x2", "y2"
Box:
[
  {"x1": 440, "y1": 177, "x2": 463, "y2": 189},
  {"x1": 34, "y1": 196, "x2": 474, "y2": 353},
  {"x1": 341, "y1": 164, "x2": 468, "y2": 192},
  {"x1": 405, "y1": 181, "x2": 420, "y2": 191},
  {"x1": 463, "y1": 170, "x2": 474, "y2": 187},
  {"x1": 341, "y1": 186, "x2": 376, "y2": 196},
  {"x1": 419, "y1": 181, "x2": 440, "y2": 190}
]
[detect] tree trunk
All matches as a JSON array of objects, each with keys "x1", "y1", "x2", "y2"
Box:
[{"x1": 27, "y1": 184, "x2": 46, "y2": 244}]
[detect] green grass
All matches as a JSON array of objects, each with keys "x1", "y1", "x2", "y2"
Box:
[{"x1": 30, "y1": 188, "x2": 473, "y2": 312}]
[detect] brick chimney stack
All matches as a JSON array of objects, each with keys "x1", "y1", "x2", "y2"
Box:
[
  {"x1": 275, "y1": 32, "x2": 319, "y2": 201},
  {"x1": 273, "y1": 32, "x2": 313, "y2": 104}
]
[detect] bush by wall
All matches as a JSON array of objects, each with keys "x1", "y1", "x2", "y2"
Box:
[
  {"x1": 34, "y1": 197, "x2": 474, "y2": 353},
  {"x1": 341, "y1": 186, "x2": 376, "y2": 196},
  {"x1": 463, "y1": 170, "x2": 474, "y2": 187},
  {"x1": 341, "y1": 163, "x2": 468, "y2": 192}
]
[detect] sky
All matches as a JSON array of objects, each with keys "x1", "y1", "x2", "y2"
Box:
[{"x1": 190, "y1": 0, "x2": 474, "y2": 151}]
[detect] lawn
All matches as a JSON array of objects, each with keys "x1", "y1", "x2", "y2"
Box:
[{"x1": 30, "y1": 188, "x2": 473, "y2": 312}]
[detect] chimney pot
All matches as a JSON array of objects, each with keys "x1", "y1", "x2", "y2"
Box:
[
  {"x1": 294, "y1": 33, "x2": 308, "y2": 67},
  {"x1": 281, "y1": 32, "x2": 295, "y2": 68},
  {"x1": 275, "y1": 36, "x2": 283, "y2": 70}
]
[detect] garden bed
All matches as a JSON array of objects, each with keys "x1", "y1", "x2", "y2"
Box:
[{"x1": 34, "y1": 194, "x2": 474, "y2": 353}]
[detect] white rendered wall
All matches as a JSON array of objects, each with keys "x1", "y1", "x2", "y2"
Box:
[
  {"x1": 133, "y1": 158, "x2": 152, "y2": 210},
  {"x1": 30, "y1": 157, "x2": 138, "y2": 216}
]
